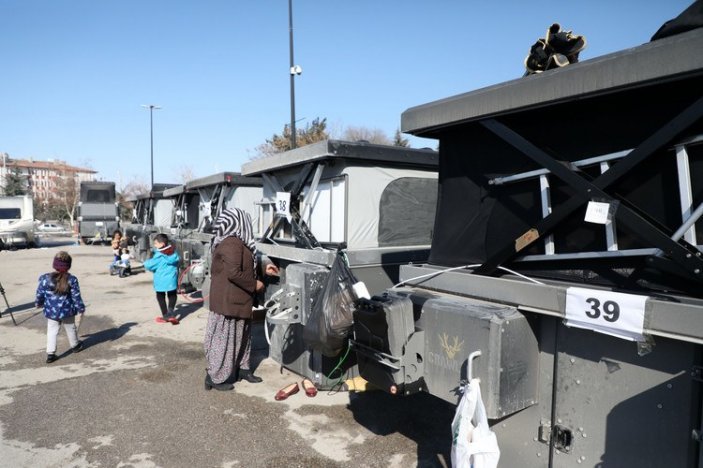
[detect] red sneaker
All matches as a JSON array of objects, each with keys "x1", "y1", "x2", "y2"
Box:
[
  {"x1": 155, "y1": 316, "x2": 168, "y2": 324},
  {"x1": 167, "y1": 317, "x2": 180, "y2": 325}
]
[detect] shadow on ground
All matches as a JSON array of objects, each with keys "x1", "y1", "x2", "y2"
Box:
[
  {"x1": 81, "y1": 321, "x2": 138, "y2": 348},
  {"x1": 349, "y1": 390, "x2": 454, "y2": 467}
]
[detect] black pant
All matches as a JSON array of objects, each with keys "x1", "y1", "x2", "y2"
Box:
[{"x1": 156, "y1": 290, "x2": 177, "y2": 316}]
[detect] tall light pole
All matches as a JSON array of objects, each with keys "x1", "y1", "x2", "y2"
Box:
[
  {"x1": 141, "y1": 104, "x2": 161, "y2": 191},
  {"x1": 288, "y1": 0, "x2": 302, "y2": 149}
]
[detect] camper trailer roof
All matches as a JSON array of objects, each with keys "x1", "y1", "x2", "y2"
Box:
[
  {"x1": 124, "y1": 184, "x2": 180, "y2": 202},
  {"x1": 402, "y1": 29, "x2": 703, "y2": 137},
  {"x1": 161, "y1": 184, "x2": 188, "y2": 198},
  {"x1": 241, "y1": 139, "x2": 437, "y2": 176},
  {"x1": 185, "y1": 172, "x2": 263, "y2": 190},
  {"x1": 152, "y1": 183, "x2": 179, "y2": 194}
]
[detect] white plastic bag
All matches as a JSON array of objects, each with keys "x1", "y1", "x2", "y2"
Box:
[{"x1": 450, "y1": 379, "x2": 500, "y2": 468}]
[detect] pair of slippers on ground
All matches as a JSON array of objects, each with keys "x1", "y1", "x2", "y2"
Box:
[
  {"x1": 155, "y1": 315, "x2": 179, "y2": 325},
  {"x1": 275, "y1": 378, "x2": 318, "y2": 401}
]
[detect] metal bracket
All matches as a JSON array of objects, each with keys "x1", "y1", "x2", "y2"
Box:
[
  {"x1": 468, "y1": 349, "x2": 482, "y2": 382},
  {"x1": 264, "y1": 288, "x2": 301, "y2": 325},
  {"x1": 692, "y1": 365, "x2": 703, "y2": 383}
]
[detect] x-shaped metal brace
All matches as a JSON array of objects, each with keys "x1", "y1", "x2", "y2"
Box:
[
  {"x1": 474, "y1": 95, "x2": 703, "y2": 284},
  {"x1": 260, "y1": 162, "x2": 322, "y2": 249}
]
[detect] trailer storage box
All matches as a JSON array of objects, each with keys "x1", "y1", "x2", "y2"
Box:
[
  {"x1": 353, "y1": 289, "x2": 539, "y2": 418},
  {"x1": 267, "y1": 262, "x2": 348, "y2": 389}
]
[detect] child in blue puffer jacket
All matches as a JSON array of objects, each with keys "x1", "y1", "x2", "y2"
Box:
[
  {"x1": 143, "y1": 233, "x2": 180, "y2": 324},
  {"x1": 36, "y1": 251, "x2": 86, "y2": 363}
]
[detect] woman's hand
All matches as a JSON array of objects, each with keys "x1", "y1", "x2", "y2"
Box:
[
  {"x1": 256, "y1": 280, "x2": 265, "y2": 292},
  {"x1": 264, "y1": 264, "x2": 280, "y2": 276}
]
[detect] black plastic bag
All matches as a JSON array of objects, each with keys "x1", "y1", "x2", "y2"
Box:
[{"x1": 303, "y1": 253, "x2": 358, "y2": 357}]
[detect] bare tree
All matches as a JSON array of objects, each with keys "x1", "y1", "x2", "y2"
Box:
[
  {"x1": 119, "y1": 179, "x2": 151, "y2": 222},
  {"x1": 342, "y1": 126, "x2": 392, "y2": 145},
  {"x1": 174, "y1": 165, "x2": 196, "y2": 184},
  {"x1": 52, "y1": 174, "x2": 80, "y2": 227}
]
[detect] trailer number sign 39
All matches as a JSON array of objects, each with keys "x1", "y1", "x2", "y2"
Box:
[{"x1": 565, "y1": 287, "x2": 647, "y2": 341}]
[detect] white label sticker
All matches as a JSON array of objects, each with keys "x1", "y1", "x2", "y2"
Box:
[
  {"x1": 584, "y1": 201, "x2": 610, "y2": 225},
  {"x1": 275, "y1": 192, "x2": 291, "y2": 221},
  {"x1": 565, "y1": 287, "x2": 647, "y2": 341}
]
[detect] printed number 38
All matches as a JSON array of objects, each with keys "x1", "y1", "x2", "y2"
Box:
[
  {"x1": 585, "y1": 298, "x2": 620, "y2": 322},
  {"x1": 278, "y1": 200, "x2": 287, "y2": 211}
]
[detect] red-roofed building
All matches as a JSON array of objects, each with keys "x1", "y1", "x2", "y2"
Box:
[{"x1": 0, "y1": 153, "x2": 96, "y2": 204}]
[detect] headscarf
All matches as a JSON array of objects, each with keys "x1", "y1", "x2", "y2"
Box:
[{"x1": 211, "y1": 208, "x2": 257, "y2": 271}]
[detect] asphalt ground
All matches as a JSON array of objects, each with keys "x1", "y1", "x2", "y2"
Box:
[{"x1": 0, "y1": 237, "x2": 455, "y2": 467}]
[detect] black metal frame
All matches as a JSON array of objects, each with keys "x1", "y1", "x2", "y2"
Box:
[
  {"x1": 475, "y1": 96, "x2": 703, "y2": 285},
  {"x1": 260, "y1": 162, "x2": 322, "y2": 249}
]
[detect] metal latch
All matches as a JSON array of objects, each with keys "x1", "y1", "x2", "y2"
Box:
[
  {"x1": 538, "y1": 423, "x2": 573, "y2": 452},
  {"x1": 692, "y1": 365, "x2": 703, "y2": 382}
]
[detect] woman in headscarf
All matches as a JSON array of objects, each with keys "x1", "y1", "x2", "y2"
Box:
[{"x1": 203, "y1": 208, "x2": 264, "y2": 391}]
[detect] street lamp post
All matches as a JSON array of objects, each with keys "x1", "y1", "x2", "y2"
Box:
[
  {"x1": 288, "y1": 0, "x2": 302, "y2": 149},
  {"x1": 141, "y1": 104, "x2": 162, "y2": 191}
]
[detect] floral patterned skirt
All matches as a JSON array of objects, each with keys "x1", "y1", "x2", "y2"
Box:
[{"x1": 203, "y1": 311, "x2": 251, "y2": 384}]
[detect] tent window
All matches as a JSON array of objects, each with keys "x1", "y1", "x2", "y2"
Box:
[
  {"x1": 0, "y1": 208, "x2": 21, "y2": 219},
  {"x1": 378, "y1": 177, "x2": 437, "y2": 246},
  {"x1": 85, "y1": 189, "x2": 113, "y2": 203}
]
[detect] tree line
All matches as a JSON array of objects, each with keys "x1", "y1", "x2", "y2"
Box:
[{"x1": 255, "y1": 118, "x2": 409, "y2": 156}]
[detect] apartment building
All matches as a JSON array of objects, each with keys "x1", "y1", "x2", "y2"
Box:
[{"x1": 0, "y1": 152, "x2": 96, "y2": 203}]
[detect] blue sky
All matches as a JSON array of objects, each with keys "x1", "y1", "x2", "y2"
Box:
[{"x1": 0, "y1": 1, "x2": 693, "y2": 190}]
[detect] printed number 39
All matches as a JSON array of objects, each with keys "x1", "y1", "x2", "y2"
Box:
[{"x1": 585, "y1": 298, "x2": 620, "y2": 322}]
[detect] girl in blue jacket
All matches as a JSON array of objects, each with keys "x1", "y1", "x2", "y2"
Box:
[
  {"x1": 36, "y1": 251, "x2": 86, "y2": 363},
  {"x1": 143, "y1": 233, "x2": 180, "y2": 324}
]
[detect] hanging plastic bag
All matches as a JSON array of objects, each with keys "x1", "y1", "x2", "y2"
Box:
[
  {"x1": 451, "y1": 379, "x2": 500, "y2": 468},
  {"x1": 303, "y1": 252, "x2": 358, "y2": 357}
]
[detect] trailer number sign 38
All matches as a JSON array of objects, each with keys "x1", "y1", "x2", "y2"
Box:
[{"x1": 565, "y1": 287, "x2": 647, "y2": 341}]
